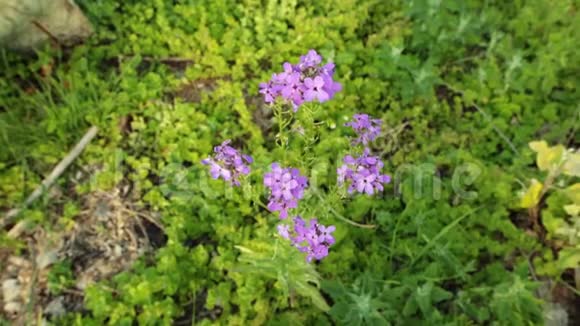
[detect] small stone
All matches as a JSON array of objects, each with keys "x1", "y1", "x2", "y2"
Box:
[
  {"x1": 36, "y1": 250, "x2": 59, "y2": 269},
  {"x1": 44, "y1": 297, "x2": 66, "y2": 317},
  {"x1": 113, "y1": 245, "x2": 123, "y2": 257},
  {"x1": 544, "y1": 302, "x2": 568, "y2": 326},
  {"x1": 8, "y1": 256, "x2": 30, "y2": 268},
  {"x1": 2, "y1": 279, "x2": 21, "y2": 302},
  {"x1": 3, "y1": 301, "x2": 21, "y2": 314}
]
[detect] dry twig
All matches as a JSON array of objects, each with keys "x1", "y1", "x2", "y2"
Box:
[{"x1": 1, "y1": 126, "x2": 99, "y2": 229}]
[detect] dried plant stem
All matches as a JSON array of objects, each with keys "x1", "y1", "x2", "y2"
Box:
[
  {"x1": 116, "y1": 55, "x2": 195, "y2": 67},
  {"x1": 24, "y1": 243, "x2": 39, "y2": 325},
  {"x1": 1, "y1": 126, "x2": 99, "y2": 229}
]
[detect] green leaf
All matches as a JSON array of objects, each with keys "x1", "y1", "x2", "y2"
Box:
[
  {"x1": 543, "y1": 211, "x2": 565, "y2": 235},
  {"x1": 557, "y1": 247, "x2": 580, "y2": 270},
  {"x1": 402, "y1": 293, "x2": 418, "y2": 317},
  {"x1": 416, "y1": 282, "x2": 433, "y2": 316},
  {"x1": 432, "y1": 286, "x2": 453, "y2": 303}
]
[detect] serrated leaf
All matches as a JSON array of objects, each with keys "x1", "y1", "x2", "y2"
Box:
[
  {"x1": 321, "y1": 280, "x2": 345, "y2": 298},
  {"x1": 520, "y1": 179, "x2": 543, "y2": 208},
  {"x1": 294, "y1": 280, "x2": 330, "y2": 311}
]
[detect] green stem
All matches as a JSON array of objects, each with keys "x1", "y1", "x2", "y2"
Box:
[
  {"x1": 255, "y1": 199, "x2": 270, "y2": 211},
  {"x1": 315, "y1": 191, "x2": 376, "y2": 229},
  {"x1": 557, "y1": 278, "x2": 580, "y2": 296},
  {"x1": 388, "y1": 212, "x2": 405, "y2": 264},
  {"x1": 273, "y1": 104, "x2": 290, "y2": 163},
  {"x1": 409, "y1": 207, "x2": 480, "y2": 267}
]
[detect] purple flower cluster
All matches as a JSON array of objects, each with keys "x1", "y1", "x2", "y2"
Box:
[
  {"x1": 278, "y1": 216, "x2": 335, "y2": 262},
  {"x1": 201, "y1": 140, "x2": 253, "y2": 186},
  {"x1": 202, "y1": 51, "x2": 364, "y2": 264},
  {"x1": 259, "y1": 50, "x2": 342, "y2": 110},
  {"x1": 337, "y1": 149, "x2": 391, "y2": 195},
  {"x1": 264, "y1": 163, "x2": 308, "y2": 219},
  {"x1": 345, "y1": 113, "x2": 382, "y2": 145}
]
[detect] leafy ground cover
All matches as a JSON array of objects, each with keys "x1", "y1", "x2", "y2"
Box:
[{"x1": 0, "y1": 0, "x2": 579, "y2": 325}]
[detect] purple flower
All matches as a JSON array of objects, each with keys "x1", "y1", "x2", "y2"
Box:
[
  {"x1": 278, "y1": 216, "x2": 335, "y2": 262},
  {"x1": 206, "y1": 161, "x2": 232, "y2": 180},
  {"x1": 264, "y1": 163, "x2": 308, "y2": 219},
  {"x1": 337, "y1": 164, "x2": 350, "y2": 184},
  {"x1": 345, "y1": 113, "x2": 382, "y2": 145},
  {"x1": 281, "y1": 72, "x2": 304, "y2": 108},
  {"x1": 310, "y1": 244, "x2": 329, "y2": 262},
  {"x1": 292, "y1": 216, "x2": 307, "y2": 242},
  {"x1": 277, "y1": 177, "x2": 299, "y2": 200},
  {"x1": 259, "y1": 82, "x2": 277, "y2": 104},
  {"x1": 304, "y1": 76, "x2": 330, "y2": 102},
  {"x1": 299, "y1": 49, "x2": 322, "y2": 69},
  {"x1": 321, "y1": 73, "x2": 342, "y2": 100},
  {"x1": 263, "y1": 163, "x2": 283, "y2": 187},
  {"x1": 321, "y1": 62, "x2": 335, "y2": 75},
  {"x1": 318, "y1": 225, "x2": 336, "y2": 245},
  {"x1": 268, "y1": 199, "x2": 298, "y2": 219},
  {"x1": 201, "y1": 140, "x2": 252, "y2": 186},
  {"x1": 290, "y1": 168, "x2": 308, "y2": 198},
  {"x1": 277, "y1": 224, "x2": 290, "y2": 239},
  {"x1": 354, "y1": 169, "x2": 377, "y2": 195},
  {"x1": 337, "y1": 149, "x2": 390, "y2": 196},
  {"x1": 259, "y1": 49, "x2": 341, "y2": 110}
]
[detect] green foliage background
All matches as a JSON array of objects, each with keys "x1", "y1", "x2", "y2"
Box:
[{"x1": 0, "y1": 0, "x2": 578, "y2": 325}]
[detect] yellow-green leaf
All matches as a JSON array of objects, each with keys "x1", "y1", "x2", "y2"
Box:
[
  {"x1": 543, "y1": 211, "x2": 564, "y2": 235},
  {"x1": 520, "y1": 179, "x2": 543, "y2": 208},
  {"x1": 564, "y1": 183, "x2": 580, "y2": 204},
  {"x1": 562, "y1": 152, "x2": 580, "y2": 177},
  {"x1": 564, "y1": 204, "x2": 580, "y2": 217},
  {"x1": 529, "y1": 141, "x2": 564, "y2": 171}
]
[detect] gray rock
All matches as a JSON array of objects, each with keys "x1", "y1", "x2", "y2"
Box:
[
  {"x1": 0, "y1": 0, "x2": 92, "y2": 50},
  {"x1": 44, "y1": 296, "x2": 66, "y2": 317},
  {"x1": 544, "y1": 302, "x2": 569, "y2": 326}
]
